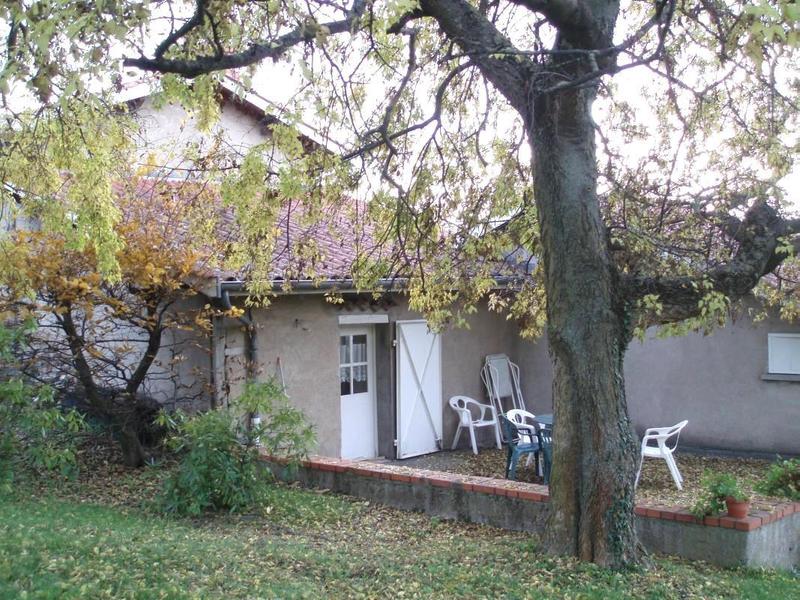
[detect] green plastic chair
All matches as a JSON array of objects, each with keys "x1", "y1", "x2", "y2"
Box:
[
  {"x1": 499, "y1": 415, "x2": 540, "y2": 481},
  {"x1": 535, "y1": 423, "x2": 553, "y2": 485}
]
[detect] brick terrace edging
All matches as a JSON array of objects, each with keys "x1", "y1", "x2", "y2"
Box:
[{"x1": 262, "y1": 453, "x2": 800, "y2": 569}]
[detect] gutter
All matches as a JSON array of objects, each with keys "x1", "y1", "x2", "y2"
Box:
[{"x1": 217, "y1": 275, "x2": 523, "y2": 296}]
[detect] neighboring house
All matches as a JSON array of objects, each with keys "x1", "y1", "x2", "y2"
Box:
[{"x1": 8, "y1": 78, "x2": 799, "y2": 459}]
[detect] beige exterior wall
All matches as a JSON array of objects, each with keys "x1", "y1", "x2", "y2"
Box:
[
  {"x1": 515, "y1": 306, "x2": 800, "y2": 455},
  {"x1": 438, "y1": 308, "x2": 519, "y2": 444},
  {"x1": 209, "y1": 292, "x2": 800, "y2": 457},
  {"x1": 246, "y1": 294, "x2": 518, "y2": 457},
  {"x1": 133, "y1": 97, "x2": 273, "y2": 171},
  {"x1": 252, "y1": 296, "x2": 342, "y2": 457},
  {"x1": 140, "y1": 295, "x2": 213, "y2": 409},
  {"x1": 513, "y1": 335, "x2": 552, "y2": 419},
  {"x1": 624, "y1": 312, "x2": 800, "y2": 454}
]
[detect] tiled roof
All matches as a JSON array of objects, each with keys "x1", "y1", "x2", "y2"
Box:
[{"x1": 125, "y1": 177, "x2": 386, "y2": 282}]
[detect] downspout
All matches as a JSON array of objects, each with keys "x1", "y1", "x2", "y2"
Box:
[
  {"x1": 221, "y1": 289, "x2": 258, "y2": 376},
  {"x1": 221, "y1": 289, "x2": 260, "y2": 431}
]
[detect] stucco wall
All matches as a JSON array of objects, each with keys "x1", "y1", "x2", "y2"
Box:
[
  {"x1": 134, "y1": 97, "x2": 272, "y2": 170},
  {"x1": 438, "y1": 308, "x2": 518, "y2": 446},
  {"x1": 246, "y1": 294, "x2": 518, "y2": 458},
  {"x1": 251, "y1": 296, "x2": 342, "y2": 457},
  {"x1": 144, "y1": 295, "x2": 213, "y2": 410},
  {"x1": 625, "y1": 312, "x2": 800, "y2": 454},
  {"x1": 513, "y1": 336, "x2": 553, "y2": 419},
  {"x1": 515, "y1": 308, "x2": 800, "y2": 455}
]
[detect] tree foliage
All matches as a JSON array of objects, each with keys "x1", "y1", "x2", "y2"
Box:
[{"x1": 0, "y1": 171, "x2": 227, "y2": 466}]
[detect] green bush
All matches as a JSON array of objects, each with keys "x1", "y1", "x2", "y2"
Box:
[
  {"x1": 0, "y1": 321, "x2": 84, "y2": 494},
  {"x1": 756, "y1": 457, "x2": 800, "y2": 500},
  {"x1": 691, "y1": 472, "x2": 748, "y2": 517},
  {"x1": 157, "y1": 379, "x2": 315, "y2": 516}
]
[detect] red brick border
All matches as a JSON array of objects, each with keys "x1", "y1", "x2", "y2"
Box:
[{"x1": 262, "y1": 453, "x2": 800, "y2": 531}]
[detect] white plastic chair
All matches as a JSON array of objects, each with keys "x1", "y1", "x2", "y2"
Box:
[
  {"x1": 505, "y1": 409, "x2": 538, "y2": 442},
  {"x1": 634, "y1": 420, "x2": 689, "y2": 490},
  {"x1": 448, "y1": 396, "x2": 502, "y2": 455},
  {"x1": 506, "y1": 408, "x2": 539, "y2": 469},
  {"x1": 481, "y1": 354, "x2": 526, "y2": 418}
]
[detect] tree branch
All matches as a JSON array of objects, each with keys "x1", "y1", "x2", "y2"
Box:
[
  {"x1": 341, "y1": 61, "x2": 473, "y2": 161},
  {"x1": 123, "y1": 0, "x2": 367, "y2": 78},
  {"x1": 624, "y1": 202, "x2": 799, "y2": 325},
  {"x1": 509, "y1": 0, "x2": 606, "y2": 50},
  {"x1": 414, "y1": 0, "x2": 536, "y2": 114},
  {"x1": 154, "y1": 0, "x2": 208, "y2": 60}
]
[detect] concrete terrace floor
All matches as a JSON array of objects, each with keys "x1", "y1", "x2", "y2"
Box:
[{"x1": 369, "y1": 448, "x2": 786, "y2": 510}]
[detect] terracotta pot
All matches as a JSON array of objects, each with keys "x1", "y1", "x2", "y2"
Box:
[{"x1": 725, "y1": 497, "x2": 750, "y2": 519}]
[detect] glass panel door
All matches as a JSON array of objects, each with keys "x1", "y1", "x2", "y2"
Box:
[
  {"x1": 339, "y1": 327, "x2": 376, "y2": 459},
  {"x1": 339, "y1": 334, "x2": 369, "y2": 395}
]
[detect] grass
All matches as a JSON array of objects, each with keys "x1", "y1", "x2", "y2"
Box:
[{"x1": 1, "y1": 463, "x2": 798, "y2": 599}]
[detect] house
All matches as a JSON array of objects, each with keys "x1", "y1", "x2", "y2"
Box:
[
  {"x1": 114, "y1": 78, "x2": 528, "y2": 459},
  {"x1": 9, "y1": 78, "x2": 799, "y2": 459},
  {"x1": 210, "y1": 274, "x2": 800, "y2": 459}
]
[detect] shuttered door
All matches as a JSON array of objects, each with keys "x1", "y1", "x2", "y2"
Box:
[{"x1": 396, "y1": 320, "x2": 442, "y2": 459}]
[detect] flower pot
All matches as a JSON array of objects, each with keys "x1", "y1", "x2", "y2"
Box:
[{"x1": 725, "y1": 497, "x2": 750, "y2": 519}]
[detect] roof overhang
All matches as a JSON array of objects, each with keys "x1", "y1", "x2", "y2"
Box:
[{"x1": 215, "y1": 275, "x2": 523, "y2": 298}]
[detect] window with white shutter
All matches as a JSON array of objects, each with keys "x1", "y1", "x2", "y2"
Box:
[{"x1": 767, "y1": 333, "x2": 800, "y2": 375}]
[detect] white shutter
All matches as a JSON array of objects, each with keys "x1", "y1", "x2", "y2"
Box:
[
  {"x1": 396, "y1": 320, "x2": 442, "y2": 459},
  {"x1": 768, "y1": 333, "x2": 800, "y2": 375}
]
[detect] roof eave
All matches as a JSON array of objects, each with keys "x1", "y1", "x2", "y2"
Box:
[{"x1": 216, "y1": 275, "x2": 522, "y2": 297}]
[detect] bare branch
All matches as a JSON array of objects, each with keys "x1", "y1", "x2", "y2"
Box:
[{"x1": 341, "y1": 61, "x2": 474, "y2": 161}]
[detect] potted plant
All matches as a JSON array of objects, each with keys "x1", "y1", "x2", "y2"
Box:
[{"x1": 692, "y1": 473, "x2": 751, "y2": 518}]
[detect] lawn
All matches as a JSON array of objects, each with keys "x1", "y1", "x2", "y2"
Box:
[{"x1": 1, "y1": 462, "x2": 798, "y2": 599}]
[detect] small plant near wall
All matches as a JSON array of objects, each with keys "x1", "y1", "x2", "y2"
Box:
[
  {"x1": 0, "y1": 322, "x2": 85, "y2": 494},
  {"x1": 157, "y1": 379, "x2": 315, "y2": 517},
  {"x1": 756, "y1": 457, "x2": 800, "y2": 501},
  {"x1": 691, "y1": 473, "x2": 750, "y2": 519}
]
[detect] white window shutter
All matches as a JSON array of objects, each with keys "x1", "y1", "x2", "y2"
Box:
[{"x1": 768, "y1": 334, "x2": 800, "y2": 375}]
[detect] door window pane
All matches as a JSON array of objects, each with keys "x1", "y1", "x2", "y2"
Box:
[
  {"x1": 339, "y1": 336, "x2": 349, "y2": 365},
  {"x1": 353, "y1": 364, "x2": 368, "y2": 394},
  {"x1": 352, "y1": 334, "x2": 367, "y2": 363},
  {"x1": 340, "y1": 366, "x2": 351, "y2": 396}
]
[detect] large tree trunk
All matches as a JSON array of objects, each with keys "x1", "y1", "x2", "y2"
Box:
[{"x1": 529, "y1": 82, "x2": 641, "y2": 567}]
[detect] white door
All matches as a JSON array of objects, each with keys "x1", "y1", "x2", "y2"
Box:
[
  {"x1": 339, "y1": 327, "x2": 377, "y2": 459},
  {"x1": 396, "y1": 320, "x2": 442, "y2": 459}
]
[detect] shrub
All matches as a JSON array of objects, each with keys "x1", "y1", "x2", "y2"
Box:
[
  {"x1": 756, "y1": 457, "x2": 800, "y2": 501},
  {"x1": 691, "y1": 472, "x2": 748, "y2": 517},
  {"x1": 0, "y1": 322, "x2": 84, "y2": 493},
  {"x1": 157, "y1": 379, "x2": 315, "y2": 516}
]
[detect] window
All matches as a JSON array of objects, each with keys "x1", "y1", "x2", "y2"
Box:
[
  {"x1": 767, "y1": 333, "x2": 800, "y2": 375},
  {"x1": 339, "y1": 334, "x2": 369, "y2": 395}
]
